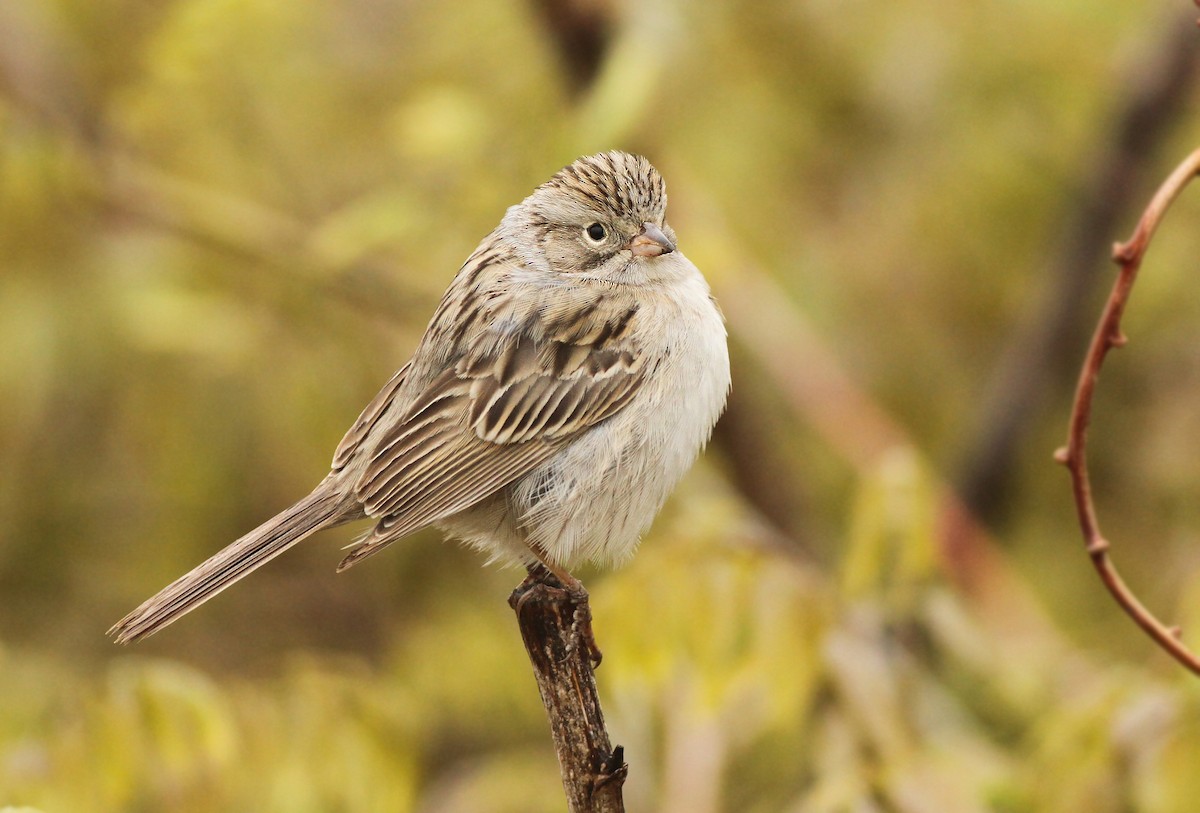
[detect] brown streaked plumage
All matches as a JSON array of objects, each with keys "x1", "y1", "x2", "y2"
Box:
[{"x1": 109, "y1": 151, "x2": 730, "y2": 644}]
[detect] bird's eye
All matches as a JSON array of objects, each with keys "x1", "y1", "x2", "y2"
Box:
[{"x1": 584, "y1": 223, "x2": 607, "y2": 243}]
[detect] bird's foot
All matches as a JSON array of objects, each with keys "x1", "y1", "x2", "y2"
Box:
[{"x1": 510, "y1": 564, "x2": 603, "y2": 667}]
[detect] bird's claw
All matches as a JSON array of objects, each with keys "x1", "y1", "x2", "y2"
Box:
[{"x1": 510, "y1": 566, "x2": 602, "y2": 667}]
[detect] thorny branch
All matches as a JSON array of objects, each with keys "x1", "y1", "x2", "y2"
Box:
[{"x1": 1055, "y1": 148, "x2": 1200, "y2": 676}]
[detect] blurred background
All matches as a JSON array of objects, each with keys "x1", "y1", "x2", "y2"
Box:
[{"x1": 3, "y1": 0, "x2": 1200, "y2": 810}]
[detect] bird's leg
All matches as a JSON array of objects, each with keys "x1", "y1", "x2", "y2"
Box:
[
  {"x1": 513, "y1": 559, "x2": 602, "y2": 667},
  {"x1": 545, "y1": 563, "x2": 602, "y2": 668},
  {"x1": 515, "y1": 561, "x2": 560, "y2": 594}
]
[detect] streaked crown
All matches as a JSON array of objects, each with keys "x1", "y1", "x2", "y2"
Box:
[{"x1": 540, "y1": 151, "x2": 667, "y2": 224}]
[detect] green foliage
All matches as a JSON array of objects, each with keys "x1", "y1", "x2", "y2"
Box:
[{"x1": 5, "y1": 463, "x2": 1200, "y2": 810}]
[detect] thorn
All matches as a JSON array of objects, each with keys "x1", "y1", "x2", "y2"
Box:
[
  {"x1": 1170, "y1": 625, "x2": 1183, "y2": 639},
  {"x1": 1109, "y1": 331, "x2": 1128, "y2": 348},
  {"x1": 593, "y1": 746, "x2": 628, "y2": 790},
  {"x1": 1053, "y1": 446, "x2": 1070, "y2": 465},
  {"x1": 1087, "y1": 537, "x2": 1111, "y2": 555}
]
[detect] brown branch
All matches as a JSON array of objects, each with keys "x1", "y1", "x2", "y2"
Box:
[
  {"x1": 510, "y1": 570, "x2": 626, "y2": 813},
  {"x1": 1056, "y1": 148, "x2": 1200, "y2": 676}
]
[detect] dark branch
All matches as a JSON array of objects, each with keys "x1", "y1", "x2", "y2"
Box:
[
  {"x1": 959, "y1": 12, "x2": 1200, "y2": 523},
  {"x1": 510, "y1": 569, "x2": 626, "y2": 813},
  {"x1": 529, "y1": 0, "x2": 614, "y2": 94}
]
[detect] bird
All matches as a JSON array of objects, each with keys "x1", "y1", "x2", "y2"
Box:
[{"x1": 109, "y1": 151, "x2": 731, "y2": 645}]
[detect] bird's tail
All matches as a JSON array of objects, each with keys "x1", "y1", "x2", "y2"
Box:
[{"x1": 109, "y1": 485, "x2": 350, "y2": 644}]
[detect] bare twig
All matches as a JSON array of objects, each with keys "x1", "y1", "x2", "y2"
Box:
[
  {"x1": 1055, "y1": 148, "x2": 1200, "y2": 676},
  {"x1": 510, "y1": 569, "x2": 626, "y2": 813}
]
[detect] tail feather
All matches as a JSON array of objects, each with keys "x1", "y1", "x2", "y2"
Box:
[{"x1": 109, "y1": 486, "x2": 349, "y2": 644}]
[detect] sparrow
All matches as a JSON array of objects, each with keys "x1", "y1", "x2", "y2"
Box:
[{"x1": 110, "y1": 150, "x2": 730, "y2": 644}]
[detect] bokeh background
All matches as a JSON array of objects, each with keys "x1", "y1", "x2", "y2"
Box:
[{"x1": 4, "y1": 0, "x2": 1200, "y2": 810}]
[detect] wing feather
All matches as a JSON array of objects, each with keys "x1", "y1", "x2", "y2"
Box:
[
  {"x1": 337, "y1": 314, "x2": 646, "y2": 570},
  {"x1": 331, "y1": 363, "x2": 410, "y2": 470}
]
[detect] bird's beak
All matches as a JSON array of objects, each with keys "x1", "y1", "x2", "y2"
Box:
[{"x1": 628, "y1": 222, "x2": 676, "y2": 257}]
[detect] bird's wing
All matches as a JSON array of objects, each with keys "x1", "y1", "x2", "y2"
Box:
[
  {"x1": 336, "y1": 326, "x2": 645, "y2": 571},
  {"x1": 331, "y1": 362, "x2": 411, "y2": 471}
]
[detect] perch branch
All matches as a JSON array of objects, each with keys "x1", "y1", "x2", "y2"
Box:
[
  {"x1": 510, "y1": 568, "x2": 626, "y2": 813},
  {"x1": 1055, "y1": 147, "x2": 1200, "y2": 676}
]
